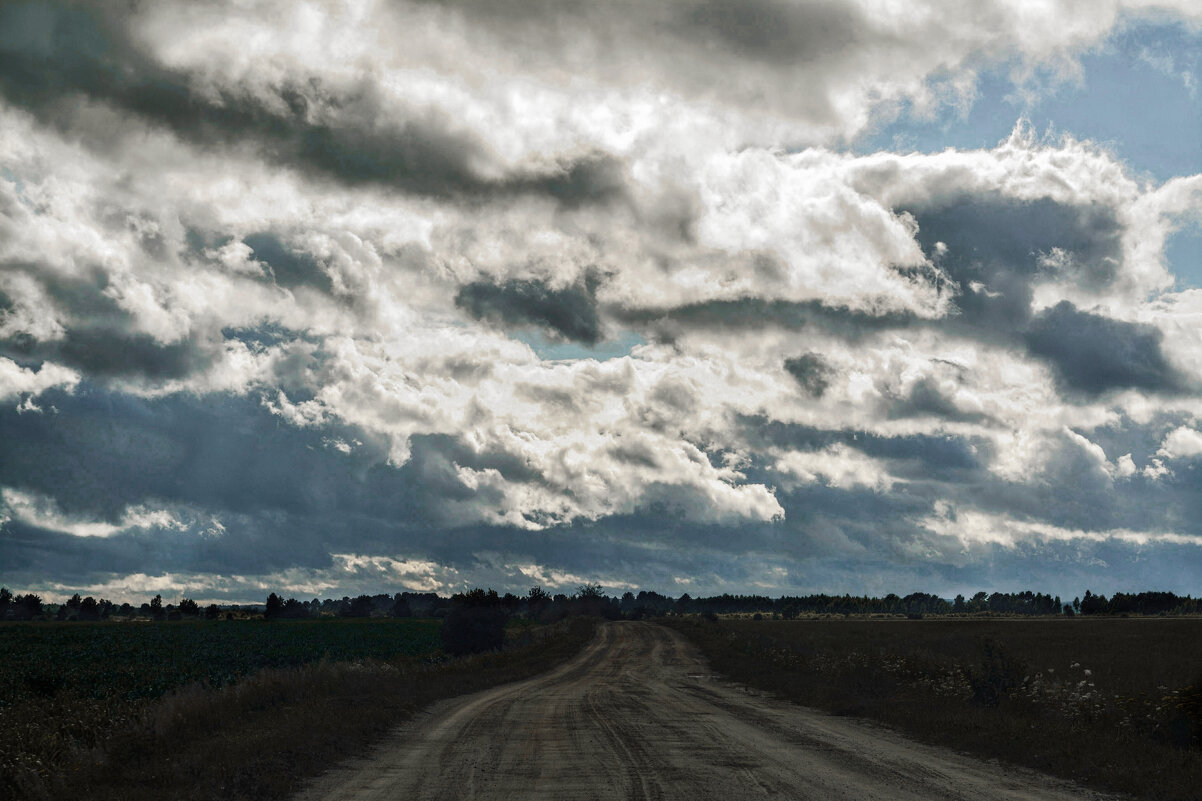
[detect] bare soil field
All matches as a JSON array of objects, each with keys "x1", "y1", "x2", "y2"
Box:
[
  {"x1": 668, "y1": 616, "x2": 1202, "y2": 800},
  {"x1": 297, "y1": 621, "x2": 1124, "y2": 801}
]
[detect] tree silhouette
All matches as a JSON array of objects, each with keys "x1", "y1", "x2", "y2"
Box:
[
  {"x1": 340, "y1": 594, "x2": 374, "y2": 618},
  {"x1": 78, "y1": 596, "x2": 100, "y2": 621},
  {"x1": 390, "y1": 593, "x2": 413, "y2": 618},
  {"x1": 14, "y1": 593, "x2": 42, "y2": 620},
  {"x1": 264, "y1": 593, "x2": 284, "y2": 619}
]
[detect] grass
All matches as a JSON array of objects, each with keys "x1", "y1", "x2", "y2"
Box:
[
  {"x1": 667, "y1": 615, "x2": 1202, "y2": 801},
  {"x1": 2, "y1": 616, "x2": 598, "y2": 801},
  {"x1": 0, "y1": 617, "x2": 443, "y2": 705}
]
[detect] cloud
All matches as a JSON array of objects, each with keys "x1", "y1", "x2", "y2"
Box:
[
  {"x1": 3, "y1": 1, "x2": 1202, "y2": 601},
  {"x1": 455, "y1": 272, "x2": 604, "y2": 344},
  {"x1": 1024, "y1": 301, "x2": 1184, "y2": 395},
  {"x1": 783, "y1": 353, "x2": 834, "y2": 397},
  {"x1": 0, "y1": 2, "x2": 631, "y2": 206},
  {"x1": 0, "y1": 356, "x2": 77, "y2": 402},
  {"x1": 1158, "y1": 425, "x2": 1202, "y2": 459}
]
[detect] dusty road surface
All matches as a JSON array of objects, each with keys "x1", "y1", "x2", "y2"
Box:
[{"x1": 297, "y1": 621, "x2": 1121, "y2": 801}]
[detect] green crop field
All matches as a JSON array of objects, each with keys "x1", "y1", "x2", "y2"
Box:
[
  {"x1": 1, "y1": 616, "x2": 596, "y2": 801},
  {"x1": 0, "y1": 617, "x2": 443, "y2": 706}
]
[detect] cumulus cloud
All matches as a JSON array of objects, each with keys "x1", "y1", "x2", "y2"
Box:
[
  {"x1": 0, "y1": 356, "x2": 77, "y2": 402},
  {"x1": 1158, "y1": 426, "x2": 1202, "y2": 460},
  {"x1": 2, "y1": 1, "x2": 1202, "y2": 599}
]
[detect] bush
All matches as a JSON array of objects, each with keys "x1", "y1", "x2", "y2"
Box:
[
  {"x1": 1167, "y1": 671, "x2": 1202, "y2": 749},
  {"x1": 440, "y1": 606, "x2": 508, "y2": 656},
  {"x1": 963, "y1": 638, "x2": 1025, "y2": 707}
]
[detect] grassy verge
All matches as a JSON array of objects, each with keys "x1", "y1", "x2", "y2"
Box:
[
  {"x1": 5, "y1": 617, "x2": 597, "y2": 801},
  {"x1": 666, "y1": 616, "x2": 1202, "y2": 801}
]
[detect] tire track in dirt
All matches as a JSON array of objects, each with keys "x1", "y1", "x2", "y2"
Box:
[{"x1": 296, "y1": 621, "x2": 1127, "y2": 801}]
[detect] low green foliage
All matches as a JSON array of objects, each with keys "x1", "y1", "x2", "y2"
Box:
[
  {"x1": 2, "y1": 616, "x2": 597, "y2": 801},
  {"x1": 0, "y1": 617, "x2": 442, "y2": 706}
]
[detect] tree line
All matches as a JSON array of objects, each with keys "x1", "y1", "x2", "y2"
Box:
[{"x1": 2, "y1": 584, "x2": 1199, "y2": 623}]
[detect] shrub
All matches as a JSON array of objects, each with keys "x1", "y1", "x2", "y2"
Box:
[
  {"x1": 963, "y1": 638, "x2": 1025, "y2": 707},
  {"x1": 1168, "y1": 671, "x2": 1202, "y2": 749}
]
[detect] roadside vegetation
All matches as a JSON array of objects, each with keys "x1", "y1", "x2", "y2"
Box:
[
  {"x1": 5, "y1": 582, "x2": 1201, "y2": 799},
  {"x1": 1, "y1": 609, "x2": 597, "y2": 801},
  {"x1": 667, "y1": 616, "x2": 1202, "y2": 801}
]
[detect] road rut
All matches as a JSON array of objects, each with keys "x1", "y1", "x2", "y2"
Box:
[{"x1": 296, "y1": 621, "x2": 1122, "y2": 801}]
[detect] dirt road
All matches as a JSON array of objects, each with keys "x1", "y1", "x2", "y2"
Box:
[{"x1": 297, "y1": 621, "x2": 1121, "y2": 801}]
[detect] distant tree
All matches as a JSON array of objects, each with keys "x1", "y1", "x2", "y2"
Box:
[
  {"x1": 13, "y1": 593, "x2": 42, "y2": 620},
  {"x1": 78, "y1": 596, "x2": 100, "y2": 621},
  {"x1": 501, "y1": 592, "x2": 522, "y2": 612},
  {"x1": 1062, "y1": 604, "x2": 1075, "y2": 617},
  {"x1": 1080, "y1": 589, "x2": 1108, "y2": 615},
  {"x1": 454, "y1": 588, "x2": 502, "y2": 607},
  {"x1": 527, "y1": 586, "x2": 551, "y2": 616},
  {"x1": 150, "y1": 594, "x2": 164, "y2": 620},
  {"x1": 953, "y1": 594, "x2": 967, "y2": 613},
  {"x1": 389, "y1": 593, "x2": 412, "y2": 618},
  {"x1": 66, "y1": 593, "x2": 82, "y2": 614},
  {"x1": 574, "y1": 583, "x2": 610, "y2": 617},
  {"x1": 0, "y1": 587, "x2": 11, "y2": 619},
  {"x1": 178, "y1": 598, "x2": 200, "y2": 616},
  {"x1": 281, "y1": 598, "x2": 309, "y2": 619},
  {"x1": 341, "y1": 594, "x2": 374, "y2": 618},
  {"x1": 204, "y1": 603, "x2": 220, "y2": 619},
  {"x1": 441, "y1": 605, "x2": 507, "y2": 656},
  {"x1": 264, "y1": 593, "x2": 284, "y2": 619}
]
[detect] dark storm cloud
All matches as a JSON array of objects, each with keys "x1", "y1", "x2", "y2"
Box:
[
  {"x1": 456, "y1": 273, "x2": 603, "y2": 344},
  {"x1": 906, "y1": 195, "x2": 1124, "y2": 336},
  {"x1": 899, "y1": 195, "x2": 1184, "y2": 395},
  {"x1": 413, "y1": 0, "x2": 864, "y2": 65},
  {"x1": 1024, "y1": 301, "x2": 1184, "y2": 395},
  {"x1": 240, "y1": 232, "x2": 333, "y2": 293},
  {"x1": 0, "y1": 386, "x2": 358, "y2": 522},
  {"x1": 0, "y1": 384, "x2": 560, "y2": 571},
  {"x1": 4, "y1": 386, "x2": 1200, "y2": 598},
  {"x1": 672, "y1": 0, "x2": 863, "y2": 65},
  {"x1": 886, "y1": 376, "x2": 990, "y2": 423},
  {"x1": 783, "y1": 352, "x2": 833, "y2": 397},
  {"x1": 0, "y1": 262, "x2": 220, "y2": 380},
  {"x1": 613, "y1": 297, "x2": 915, "y2": 341},
  {"x1": 0, "y1": 2, "x2": 627, "y2": 205},
  {"x1": 909, "y1": 195, "x2": 1123, "y2": 299},
  {"x1": 739, "y1": 414, "x2": 982, "y2": 478}
]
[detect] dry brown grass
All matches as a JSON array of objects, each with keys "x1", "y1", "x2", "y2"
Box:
[
  {"x1": 667, "y1": 615, "x2": 1202, "y2": 801},
  {"x1": 5, "y1": 617, "x2": 597, "y2": 801}
]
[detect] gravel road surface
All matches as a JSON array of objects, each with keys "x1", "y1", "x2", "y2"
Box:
[{"x1": 296, "y1": 621, "x2": 1123, "y2": 801}]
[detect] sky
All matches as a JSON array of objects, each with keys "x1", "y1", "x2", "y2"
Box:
[{"x1": 2, "y1": 1, "x2": 1202, "y2": 605}]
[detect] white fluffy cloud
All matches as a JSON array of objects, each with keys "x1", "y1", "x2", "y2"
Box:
[
  {"x1": 1158, "y1": 426, "x2": 1202, "y2": 460},
  {"x1": 3, "y1": 1, "x2": 1202, "y2": 597}
]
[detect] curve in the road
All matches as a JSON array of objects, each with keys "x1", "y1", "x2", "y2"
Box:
[{"x1": 296, "y1": 621, "x2": 1123, "y2": 801}]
